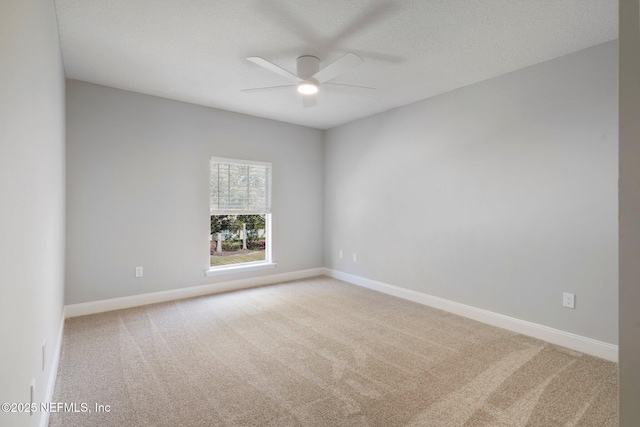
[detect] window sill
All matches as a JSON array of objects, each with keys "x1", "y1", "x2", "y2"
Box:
[{"x1": 204, "y1": 261, "x2": 277, "y2": 277}]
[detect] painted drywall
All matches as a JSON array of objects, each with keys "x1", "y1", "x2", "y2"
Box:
[
  {"x1": 619, "y1": 0, "x2": 640, "y2": 424},
  {"x1": 0, "y1": 1, "x2": 66, "y2": 426},
  {"x1": 324, "y1": 41, "x2": 618, "y2": 345},
  {"x1": 65, "y1": 81, "x2": 324, "y2": 304}
]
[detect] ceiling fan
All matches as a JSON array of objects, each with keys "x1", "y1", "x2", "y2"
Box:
[{"x1": 242, "y1": 53, "x2": 375, "y2": 107}]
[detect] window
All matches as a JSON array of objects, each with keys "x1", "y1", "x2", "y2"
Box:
[{"x1": 207, "y1": 157, "x2": 275, "y2": 275}]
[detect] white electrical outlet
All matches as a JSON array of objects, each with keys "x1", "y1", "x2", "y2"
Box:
[
  {"x1": 135, "y1": 266, "x2": 143, "y2": 278},
  {"x1": 352, "y1": 253, "x2": 357, "y2": 262},
  {"x1": 339, "y1": 250, "x2": 343, "y2": 259},
  {"x1": 563, "y1": 292, "x2": 575, "y2": 309}
]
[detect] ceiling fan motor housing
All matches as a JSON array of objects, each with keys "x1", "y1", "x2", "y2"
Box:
[{"x1": 297, "y1": 55, "x2": 320, "y2": 81}]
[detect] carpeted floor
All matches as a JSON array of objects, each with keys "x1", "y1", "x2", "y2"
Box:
[{"x1": 50, "y1": 276, "x2": 618, "y2": 426}]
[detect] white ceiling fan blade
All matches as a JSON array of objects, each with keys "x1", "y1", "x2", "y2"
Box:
[
  {"x1": 246, "y1": 57, "x2": 301, "y2": 83},
  {"x1": 241, "y1": 85, "x2": 296, "y2": 93},
  {"x1": 323, "y1": 83, "x2": 376, "y2": 92},
  {"x1": 302, "y1": 94, "x2": 317, "y2": 108},
  {"x1": 312, "y1": 52, "x2": 364, "y2": 84}
]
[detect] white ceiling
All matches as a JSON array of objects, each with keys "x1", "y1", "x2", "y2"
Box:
[{"x1": 54, "y1": 0, "x2": 617, "y2": 130}]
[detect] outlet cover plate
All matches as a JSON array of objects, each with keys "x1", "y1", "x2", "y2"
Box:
[{"x1": 563, "y1": 292, "x2": 575, "y2": 309}]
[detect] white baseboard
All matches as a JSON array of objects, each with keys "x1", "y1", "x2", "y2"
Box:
[
  {"x1": 323, "y1": 268, "x2": 618, "y2": 362},
  {"x1": 64, "y1": 267, "x2": 325, "y2": 318},
  {"x1": 40, "y1": 312, "x2": 65, "y2": 427},
  {"x1": 62, "y1": 266, "x2": 618, "y2": 361}
]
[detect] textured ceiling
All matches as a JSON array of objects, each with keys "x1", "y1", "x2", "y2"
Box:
[{"x1": 54, "y1": 0, "x2": 617, "y2": 130}]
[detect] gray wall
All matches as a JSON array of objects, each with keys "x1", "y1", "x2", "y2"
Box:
[
  {"x1": 619, "y1": 0, "x2": 640, "y2": 424},
  {"x1": 324, "y1": 41, "x2": 618, "y2": 345},
  {"x1": 0, "y1": 1, "x2": 66, "y2": 426},
  {"x1": 65, "y1": 81, "x2": 324, "y2": 304}
]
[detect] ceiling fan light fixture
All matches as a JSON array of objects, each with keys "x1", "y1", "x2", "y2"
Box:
[
  {"x1": 245, "y1": 53, "x2": 370, "y2": 107},
  {"x1": 297, "y1": 82, "x2": 318, "y2": 95}
]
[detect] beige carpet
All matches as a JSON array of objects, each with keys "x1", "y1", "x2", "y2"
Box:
[{"x1": 50, "y1": 276, "x2": 617, "y2": 426}]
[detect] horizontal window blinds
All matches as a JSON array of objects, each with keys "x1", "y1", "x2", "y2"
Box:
[{"x1": 210, "y1": 157, "x2": 272, "y2": 215}]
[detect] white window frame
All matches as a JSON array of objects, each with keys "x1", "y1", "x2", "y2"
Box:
[{"x1": 205, "y1": 157, "x2": 276, "y2": 276}]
